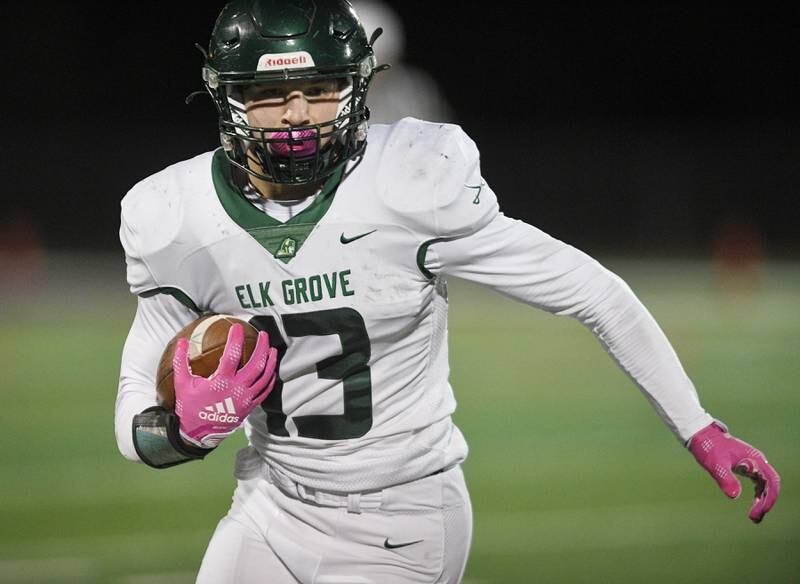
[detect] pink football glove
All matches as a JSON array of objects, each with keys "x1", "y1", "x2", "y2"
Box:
[
  {"x1": 688, "y1": 422, "x2": 780, "y2": 523},
  {"x1": 173, "y1": 324, "x2": 278, "y2": 448}
]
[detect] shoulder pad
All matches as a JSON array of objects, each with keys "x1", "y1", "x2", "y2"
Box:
[
  {"x1": 119, "y1": 152, "x2": 214, "y2": 295},
  {"x1": 377, "y1": 118, "x2": 499, "y2": 240}
]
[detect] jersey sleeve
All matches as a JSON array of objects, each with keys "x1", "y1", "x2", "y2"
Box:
[
  {"x1": 115, "y1": 294, "x2": 199, "y2": 462},
  {"x1": 425, "y1": 213, "x2": 714, "y2": 444},
  {"x1": 378, "y1": 119, "x2": 500, "y2": 242}
]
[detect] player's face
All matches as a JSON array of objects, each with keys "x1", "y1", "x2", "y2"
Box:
[
  {"x1": 243, "y1": 78, "x2": 342, "y2": 138},
  {"x1": 241, "y1": 78, "x2": 345, "y2": 195}
]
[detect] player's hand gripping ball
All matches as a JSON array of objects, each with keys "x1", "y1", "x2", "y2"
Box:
[
  {"x1": 156, "y1": 315, "x2": 278, "y2": 448},
  {"x1": 156, "y1": 315, "x2": 259, "y2": 410}
]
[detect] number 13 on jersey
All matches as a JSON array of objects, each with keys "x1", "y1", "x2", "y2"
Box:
[{"x1": 250, "y1": 308, "x2": 373, "y2": 440}]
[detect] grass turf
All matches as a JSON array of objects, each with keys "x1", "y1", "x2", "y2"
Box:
[{"x1": 0, "y1": 258, "x2": 797, "y2": 583}]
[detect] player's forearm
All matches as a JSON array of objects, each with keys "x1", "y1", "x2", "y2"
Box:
[
  {"x1": 117, "y1": 361, "x2": 215, "y2": 469},
  {"x1": 430, "y1": 215, "x2": 713, "y2": 443},
  {"x1": 115, "y1": 293, "x2": 200, "y2": 463},
  {"x1": 115, "y1": 386, "x2": 159, "y2": 462},
  {"x1": 563, "y1": 261, "x2": 713, "y2": 443}
]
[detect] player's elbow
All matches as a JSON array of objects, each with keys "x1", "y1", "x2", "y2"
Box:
[
  {"x1": 582, "y1": 267, "x2": 646, "y2": 332},
  {"x1": 115, "y1": 414, "x2": 144, "y2": 463},
  {"x1": 559, "y1": 262, "x2": 640, "y2": 327},
  {"x1": 115, "y1": 381, "x2": 160, "y2": 463},
  {"x1": 114, "y1": 391, "x2": 150, "y2": 464}
]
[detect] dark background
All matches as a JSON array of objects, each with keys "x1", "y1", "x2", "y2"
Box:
[{"x1": 2, "y1": 3, "x2": 798, "y2": 257}]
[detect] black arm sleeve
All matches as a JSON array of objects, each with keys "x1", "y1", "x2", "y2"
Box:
[{"x1": 132, "y1": 407, "x2": 214, "y2": 469}]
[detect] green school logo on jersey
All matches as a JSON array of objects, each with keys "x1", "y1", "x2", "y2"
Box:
[{"x1": 276, "y1": 237, "x2": 297, "y2": 259}]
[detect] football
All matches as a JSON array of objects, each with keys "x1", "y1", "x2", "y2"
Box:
[{"x1": 156, "y1": 314, "x2": 260, "y2": 411}]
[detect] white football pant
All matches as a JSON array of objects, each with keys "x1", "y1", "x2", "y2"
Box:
[{"x1": 196, "y1": 464, "x2": 472, "y2": 583}]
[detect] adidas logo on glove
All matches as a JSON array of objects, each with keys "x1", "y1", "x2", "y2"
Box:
[{"x1": 199, "y1": 398, "x2": 240, "y2": 423}]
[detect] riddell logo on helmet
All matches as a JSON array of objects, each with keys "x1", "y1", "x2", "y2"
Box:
[{"x1": 257, "y1": 51, "x2": 316, "y2": 71}]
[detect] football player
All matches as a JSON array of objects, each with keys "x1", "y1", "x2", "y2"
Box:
[{"x1": 115, "y1": 1, "x2": 781, "y2": 582}]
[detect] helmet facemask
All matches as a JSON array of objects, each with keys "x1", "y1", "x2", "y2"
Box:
[
  {"x1": 202, "y1": 0, "x2": 386, "y2": 185},
  {"x1": 207, "y1": 58, "x2": 375, "y2": 185}
]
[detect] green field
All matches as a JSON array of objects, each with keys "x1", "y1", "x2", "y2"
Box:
[{"x1": 1, "y1": 256, "x2": 797, "y2": 583}]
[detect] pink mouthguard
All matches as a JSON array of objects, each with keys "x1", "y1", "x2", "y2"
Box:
[{"x1": 268, "y1": 129, "x2": 318, "y2": 158}]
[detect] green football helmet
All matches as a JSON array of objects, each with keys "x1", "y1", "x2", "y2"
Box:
[{"x1": 203, "y1": 0, "x2": 382, "y2": 184}]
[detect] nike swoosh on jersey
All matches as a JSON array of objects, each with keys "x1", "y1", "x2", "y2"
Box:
[
  {"x1": 383, "y1": 538, "x2": 424, "y2": 549},
  {"x1": 340, "y1": 229, "x2": 377, "y2": 244}
]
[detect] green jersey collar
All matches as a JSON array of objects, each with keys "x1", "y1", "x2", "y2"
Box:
[
  {"x1": 212, "y1": 148, "x2": 343, "y2": 230},
  {"x1": 211, "y1": 149, "x2": 344, "y2": 262}
]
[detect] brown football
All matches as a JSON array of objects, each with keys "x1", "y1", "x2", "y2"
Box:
[{"x1": 156, "y1": 314, "x2": 259, "y2": 411}]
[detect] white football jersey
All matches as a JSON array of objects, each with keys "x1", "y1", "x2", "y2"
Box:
[
  {"x1": 121, "y1": 119, "x2": 498, "y2": 491},
  {"x1": 118, "y1": 118, "x2": 712, "y2": 492}
]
